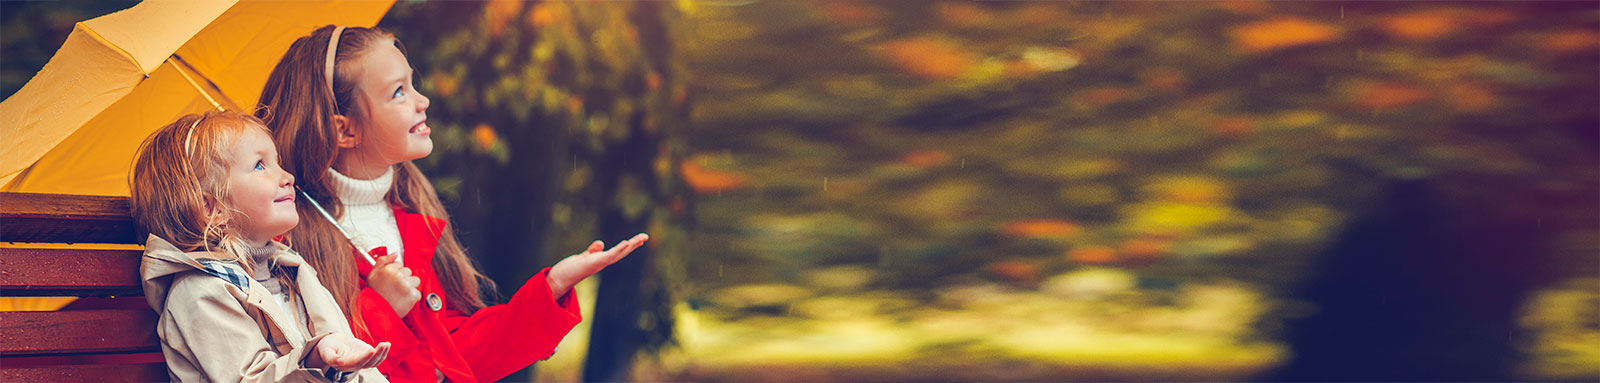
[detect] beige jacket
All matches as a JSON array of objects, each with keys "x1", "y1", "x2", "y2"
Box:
[{"x1": 140, "y1": 235, "x2": 387, "y2": 383}]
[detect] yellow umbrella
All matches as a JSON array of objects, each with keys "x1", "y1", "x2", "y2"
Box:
[
  {"x1": 1, "y1": 0, "x2": 395, "y2": 197},
  {"x1": 0, "y1": 0, "x2": 394, "y2": 312}
]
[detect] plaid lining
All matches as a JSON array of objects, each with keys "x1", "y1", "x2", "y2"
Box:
[{"x1": 197, "y1": 260, "x2": 250, "y2": 290}]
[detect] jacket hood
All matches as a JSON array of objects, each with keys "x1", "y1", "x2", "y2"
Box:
[
  {"x1": 141, "y1": 235, "x2": 219, "y2": 311},
  {"x1": 140, "y1": 234, "x2": 297, "y2": 312}
]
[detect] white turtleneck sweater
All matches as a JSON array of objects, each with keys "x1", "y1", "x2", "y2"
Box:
[{"x1": 329, "y1": 166, "x2": 406, "y2": 263}]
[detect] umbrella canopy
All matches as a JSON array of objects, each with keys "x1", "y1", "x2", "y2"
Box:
[{"x1": 0, "y1": 0, "x2": 394, "y2": 196}]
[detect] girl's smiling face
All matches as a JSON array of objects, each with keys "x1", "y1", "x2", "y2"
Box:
[
  {"x1": 337, "y1": 40, "x2": 432, "y2": 177},
  {"x1": 226, "y1": 128, "x2": 298, "y2": 244}
]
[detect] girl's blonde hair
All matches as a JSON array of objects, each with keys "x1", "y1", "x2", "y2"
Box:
[
  {"x1": 130, "y1": 111, "x2": 268, "y2": 274},
  {"x1": 257, "y1": 25, "x2": 492, "y2": 318}
]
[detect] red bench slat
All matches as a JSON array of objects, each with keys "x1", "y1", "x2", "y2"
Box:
[
  {"x1": 0, "y1": 310, "x2": 160, "y2": 355},
  {"x1": 0, "y1": 248, "x2": 144, "y2": 296},
  {"x1": 1, "y1": 192, "x2": 137, "y2": 244},
  {"x1": 0, "y1": 362, "x2": 167, "y2": 382}
]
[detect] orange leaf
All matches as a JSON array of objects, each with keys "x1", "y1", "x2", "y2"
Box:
[
  {"x1": 472, "y1": 124, "x2": 498, "y2": 151},
  {"x1": 646, "y1": 73, "x2": 662, "y2": 91},
  {"x1": 567, "y1": 96, "x2": 585, "y2": 115},
  {"x1": 1074, "y1": 86, "x2": 1137, "y2": 107},
  {"x1": 1210, "y1": 115, "x2": 1255, "y2": 137},
  {"x1": 428, "y1": 73, "x2": 460, "y2": 98},
  {"x1": 1538, "y1": 29, "x2": 1599, "y2": 55},
  {"x1": 988, "y1": 260, "x2": 1040, "y2": 284},
  {"x1": 1141, "y1": 67, "x2": 1187, "y2": 94},
  {"x1": 1229, "y1": 17, "x2": 1342, "y2": 53},
  {"x1": 1122, "y1": 237, "x2": 1171, "y2": 259},
  {"x1": 1067, "y1": 246, "x2": 1118, "y2": 265},
  {"x1": 526, "y1": 3, "x2": 561, "y2": 28},
  {"x1": 680, "y1": 160, "x2": 747, "y2": 194},
  {"x1": 880, "y1": 36, "x2": 981, "y2": 80},
  {"x1": 937, "y1": 2, "x2": 996, "y2": 29},
  {"x1": 902, "y1": 149, "x2": 952, "y2": 168},
  {"x1": 1379, "y1": 10, "x2": 1459, "y2": 41},
  {"x1": 1003, "y1": 219, "x2": 1082, "y2": 238},
  {"x1": 818, "y1": 1, "x2": 884, "y2": 24},
  {"x1": 483, "y1": 0, "x2": 523, "y2": 38},
  {"x1": 673, "y1": 86, "x2": 690, "y2": 107},
  {"x1": 1350, "y1": 81, "x2": 1431, "y2": 110}
]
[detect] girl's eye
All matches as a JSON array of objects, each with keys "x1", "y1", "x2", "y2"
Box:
[
  {"x1": 254, "y1": 161, "x2": 265, "y2": 171},
  {"x1": 393, "y1": 86, "x2": 405, "y2": 99}
]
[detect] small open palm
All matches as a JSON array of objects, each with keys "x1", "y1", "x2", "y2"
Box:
[
  {"x1": 312, "y1": 334, "x2": 389, "y2": 371},
  {"x1": 547, "y1": 233, "x2": 649, "y2": 299}
]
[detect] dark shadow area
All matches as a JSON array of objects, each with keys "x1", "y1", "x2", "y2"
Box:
[{"x1": 1267, "y1": 175, "x2": 1556, "y2": 381}]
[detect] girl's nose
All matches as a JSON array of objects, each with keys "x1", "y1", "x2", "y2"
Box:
[
  {"x1": 417, "y1": 91, "x2": 430, "y2": 111},
  {"x1": 278, "y1": 169, "x2": 295, "y2": 187}
]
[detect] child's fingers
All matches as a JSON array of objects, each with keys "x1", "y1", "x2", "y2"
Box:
[
  {"x1": 373, "y1": 254, "x2": 398, "y2": 267},
  {"x1": 369, "y1": 342, "x2": 391, "y2": 368},
  {"x1": 603, "y1": 237, "x2": 639, "y2": 254},
  {"x1": 385, "y1": 260, "x2": 407, "y2": 273},
  {"x1": 586, "y1": 240, "x2": 605, "y2": 253},
  {"x1": 405, "y1": 276, "x2": 422, "y2": 288},
  {"x1": 604, "y1": 235, "x2": 649, "y2": 262},
  {"x1": 352, "y1": 347, "x2": 378, "y2": 370}
]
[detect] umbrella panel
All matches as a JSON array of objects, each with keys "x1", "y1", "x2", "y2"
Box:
[{"x1": 5, "y1": 61, "x2": 227, "y2": 196}]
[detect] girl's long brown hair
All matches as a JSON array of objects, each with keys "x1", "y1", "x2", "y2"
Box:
[{"x1": 256, "y1": 25, "x2": 492, "y2": 319}]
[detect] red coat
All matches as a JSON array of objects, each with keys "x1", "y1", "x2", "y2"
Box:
[{"x1": 350, "y1": 206, "x2": 582, "y2": 382}]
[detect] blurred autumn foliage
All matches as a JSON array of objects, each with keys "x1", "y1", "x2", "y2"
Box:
[{"x1": 679, "y1": 1, "x2": 1598, "y2": 381}]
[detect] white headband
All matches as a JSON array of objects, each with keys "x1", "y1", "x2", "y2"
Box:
[
  {"x1": 325, "y1": 26, "x2": 347, "y2": 110},
  {"x1": 183, "y1": 117, "x2": 201, "y2": 157}
]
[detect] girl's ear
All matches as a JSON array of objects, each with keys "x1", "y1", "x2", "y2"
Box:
[
  {"x1": 333, "y1": 114, "x2": 359, "y2": 149},
  {"x1": 201, "y1": 195, "x2": 229, "y2": 228}
]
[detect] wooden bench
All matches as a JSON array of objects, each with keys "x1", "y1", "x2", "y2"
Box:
[{"x1": 1, "y1": 192, "x2": 167, "y2": 382}]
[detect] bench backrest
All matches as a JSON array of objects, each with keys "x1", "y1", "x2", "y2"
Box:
[{"x1": 1, "y1": 192, "x2": 167, "y2": 382}]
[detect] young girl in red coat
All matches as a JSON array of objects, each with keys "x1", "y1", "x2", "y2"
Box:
[{"x1": 255, "y1": 25, "x2": 648, "y2": 382}]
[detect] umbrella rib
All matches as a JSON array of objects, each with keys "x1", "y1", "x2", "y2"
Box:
[{"x1": 166, "y1": 55, "x2": 238, "y2": 112}]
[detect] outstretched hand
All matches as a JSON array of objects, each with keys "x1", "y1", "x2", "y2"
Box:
[
  {"x1": 306, "y1": 333, "x2": 390, "y2": 372},
  {"x1": 547, "y1": 233, "x2": 649, "y2": 299}
]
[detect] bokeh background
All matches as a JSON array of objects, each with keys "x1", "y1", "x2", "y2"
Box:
[{"x1": 4, "y1": 1, "x2": 1596, "y2": 382}]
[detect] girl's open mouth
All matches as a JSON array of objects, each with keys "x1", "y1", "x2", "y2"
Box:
[{"x1": 411, "y1": 120, "x2": 430, "y2": 135}]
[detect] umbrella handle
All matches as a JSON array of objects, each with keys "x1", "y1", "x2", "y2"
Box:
[{"x1": 297, "y1": 187, "x2": 378, "y2": 266}]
